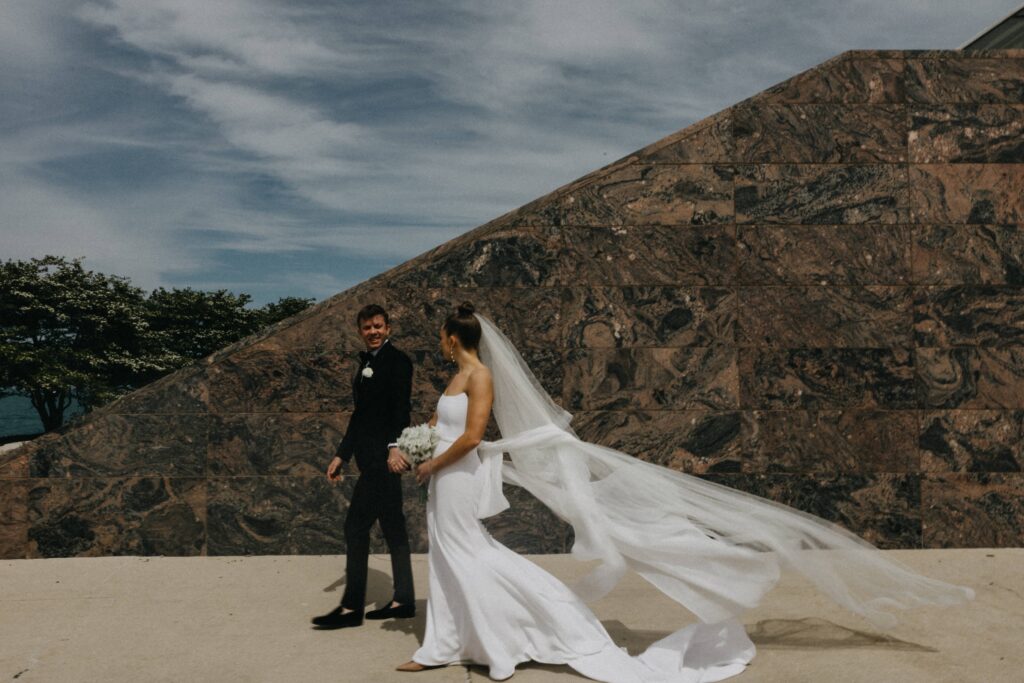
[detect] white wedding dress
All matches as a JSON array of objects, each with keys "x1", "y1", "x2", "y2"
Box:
[
  {"x1": 410, "y1": 315, "x2": 973, "y2": 682},
  {"x1": 413, "y1": 392, "x2": 758, "y2": 682}
]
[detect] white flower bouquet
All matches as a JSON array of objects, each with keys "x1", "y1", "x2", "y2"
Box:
[{"x1": 396, "y1": 423, "x2": 439, "y2": 500}]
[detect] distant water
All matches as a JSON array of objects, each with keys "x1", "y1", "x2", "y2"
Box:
[{"x1": 0, "y1": 393, "x2": 84, "y2": 439}]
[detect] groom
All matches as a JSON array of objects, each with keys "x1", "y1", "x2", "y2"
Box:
[{"x1": 312, "y1": 304, "x2": 416, "y2": 629}]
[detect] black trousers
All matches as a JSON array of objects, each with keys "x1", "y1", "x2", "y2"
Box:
[{"x1": 340, "y1": 469, "x2": 415, "y2": 610}]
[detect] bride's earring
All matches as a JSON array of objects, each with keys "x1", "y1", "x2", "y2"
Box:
[{"x1": 449, "y1": 344, "x2": 455, "y2": 363}]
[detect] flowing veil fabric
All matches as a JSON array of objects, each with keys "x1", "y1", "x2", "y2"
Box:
[{"x1": 472, "y1": 314, "x2": 973, "y2": 630}]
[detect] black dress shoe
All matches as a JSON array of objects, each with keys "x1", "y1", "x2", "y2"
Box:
[
  {"x1": 311, "y1": 606, "x2": 364, "y2": 629},
  {"x1": 365, "y1": 603, "x2": 416, "y2": 620}
]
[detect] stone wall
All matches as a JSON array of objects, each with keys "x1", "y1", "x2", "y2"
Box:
[{"x1": 2, "y1": 50, "x2": 1022, "y2": 559}]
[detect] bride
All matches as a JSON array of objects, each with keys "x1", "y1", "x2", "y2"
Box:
[{"x1": 394, "y1": 302, "x2": 973, "y2": 682}]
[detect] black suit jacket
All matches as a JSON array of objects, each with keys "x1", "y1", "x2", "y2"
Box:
[{"x1": 335, "y1": 340, "x2": 413, "y2": 474}]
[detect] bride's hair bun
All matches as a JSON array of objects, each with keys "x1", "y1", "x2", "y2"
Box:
[{"x1": 444, "y1": 301, "x2": 482, "y2": 351}]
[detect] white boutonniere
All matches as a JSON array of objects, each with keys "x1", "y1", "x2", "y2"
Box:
[{"x1": 361, "y1": 366, "x2": 374, "y2": 379}]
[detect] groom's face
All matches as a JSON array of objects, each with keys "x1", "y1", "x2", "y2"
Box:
[{"x1": 358, "y1": 314, "x2": 390, "y2": 351}]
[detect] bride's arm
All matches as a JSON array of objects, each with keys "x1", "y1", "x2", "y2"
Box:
[
  {"x1": 417, "y1": 368, "x2": 492, "y2": 482},
  {"x1": 428, "y1": 411, "x2": 438, "y2": 428}
]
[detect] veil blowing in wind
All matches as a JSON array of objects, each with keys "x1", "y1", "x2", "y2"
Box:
[{"x1": 471, "y1": 313, "x2": 974, "y2": 630}]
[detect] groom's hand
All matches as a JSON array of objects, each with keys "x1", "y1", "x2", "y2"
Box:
[
  {"x1": 327, "y1": 456, "x2": 345, "y2": 483},
  {"x1": 387, "y1": 447, "x2": 410, "y2": 473}
]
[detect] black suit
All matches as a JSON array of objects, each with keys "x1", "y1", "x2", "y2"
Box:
[{"x1": 335, "y1": 339, "x2": 415, "y2": 610}]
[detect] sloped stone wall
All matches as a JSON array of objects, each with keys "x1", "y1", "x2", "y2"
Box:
[{"x1": 2, "y1": 50, "x2": 1022, "y2": 559}]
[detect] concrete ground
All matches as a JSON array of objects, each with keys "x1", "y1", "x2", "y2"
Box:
[{"x1": 1, "y1": 550, "x2": 1020, "y2": 683}]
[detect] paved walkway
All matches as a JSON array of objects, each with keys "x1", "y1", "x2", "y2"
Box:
[{"x1": 1, "y1": 550, "x2": 1020, "y2": 682}]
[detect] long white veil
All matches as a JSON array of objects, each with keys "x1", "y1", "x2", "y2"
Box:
[{"x1": 473, "y1": 314, "x2": 973, "y2": 629}]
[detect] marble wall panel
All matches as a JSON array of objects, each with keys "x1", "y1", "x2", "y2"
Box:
[
  {"x1": 514, "y1": 164, "x2": 734, "y2": 227},
  {"x1": 922, "y1": 473, "x2": 1024, "y2": 547},
  {"x1": 734, "y1": 104, "x2": 906, "y2": 163},
  {"x1": 26, "y1": 477, "x2": 205, "y2": 557},
  {"x1": 905, "y1": 58, "x2": 1024, "y2": 104},
  {"x1": 919, "y1": 410, "x2": 1024, "y2": 473},
  {"x1": 105, "y1": 365, "x2": 211, "y2": 414},
  {"x1": 384, "y1": 225, "x2": 569, "y2": 289},
  {"x1": 703, "y1": 473, "x2": 921, "y2": 548},
  {"x1": 737, "y1": 286, "x2": 912, "y2": 347},
  {"x1": 481, "y1": 486, "x2": 574, "y2": 554},
  {"x1": 206, "y1": 476, "x2": 347, "y2": 555},
  {"x1": 572, "y1": 410, "x2": 748, "y2": 474},
  {"x1": 762, "y1": 57, "x2": 905, "y2": 104},
  {"x1": 748, "y1": 410, "x2": 918, "y2": 474},
  {"x1": 25, "y1": 414, "x2": 209, "y2": 478},
  {"x1": 0, "y1": 480, "x2": 28, "y2": 559},
  {"x1": 911, "y1": 224, "x2": 1024, "y2": 285},
  {"x1": 737, "y1": 225, "x2": 911, "y2": 285},
  {"x1": 639, "y1": 111, "x2": 734, "y2": 163},
  {"x1": 909, "y1": 105, "x2": 1024, "y2": 163},
  {"x1": 916, "y1": 347, "x2": 1024, "y2": 409},
  {"x1": 0, "y1": 442, "x2": 30, "y2": 478},
  {"x1": 735, "y1": 165, "x2": 909, "y2": 224},
  {"x1": 913, "y1": 286, "x2": 1024, "y2": 346},
  {"x1": 207, "y1": 413, "x2": 349, "y2": 477},
  {"x1": 565, "y1": 287, "x2": 735, "y2": 348},
  {"x1": 205, "y1": 344, "x2": 356, "y2": 413},
  {"x1": 739, "y1": 347, "x2": 916, "y2": 409},
  {"x1": 560, "y1": 225, "x2": 737, "y2": 286},
  {"x1": 564, "y1": 347, "x2": 737, "y2": 411},
  {"x1": 909, "y1": 164, "x2": 1024, "y2": 224}
]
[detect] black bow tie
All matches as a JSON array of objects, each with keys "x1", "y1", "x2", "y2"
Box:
[{"x1": 359, "y1": 351, "x2": 372, "y2": 363}]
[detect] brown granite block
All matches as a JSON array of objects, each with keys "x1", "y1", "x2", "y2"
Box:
[
  {"x1": 105, "y1": 365, "x2": 211, "y2": 414},
  {"x1": 909, "y1": 164, "x2": 1024, "y2": 224},
  {"x1": 905, "y1": 58, "x2": 1024, "y2": 104},
  {"x1": 911, "y1": 224, "x2": 1024, "y2": 286},
  {"x1": 206, "y1": 344, "x2": 355, "y2": 413},
  {"x1": 564, "y1": 347, "x2": 737, "y2": 411},
  {"x1": 25, "y1": 413, "x2": 209, "y2": 478},
  {"x1": 734, "y1": 104, "x2": 906, "y2": 163},
  {"x1": 920, "y1": 410, "x2": 1023, "y2": 473},
  {"x1": 347, "y1": 286, "x2": 570, "y2": 353},
  {"x1": 560, "y1": 225, "x2": 737, "y2": 286},
  {"x1": 639, "y1": 111, "x2": 735, "y2": 163},
  {"x1": 914, "y1": 286, "x2": 1024, "y2": 346},
  {"x1": 737, "y1": 225, "x2": 911, "y2": 285},
  {"x1": 384, "y1": 225, "x2": 568, "y2": 288},
  {"x1": 735, "y1": 165, "x2": 909, "y2": 224},
  {"x1": 749, "y1": 410, "x2": 918, "y2": 474},
  {"x1": 206, "y1": 475, "x2": 428, "y2": 555},
  {"x1": 208, "y1": 413, "x2": 350, "y2": 477},
  {"x1": 481, "y1": 485, "x2": 574, "y2": 554},
  {"x1": 739, "y1": 347, "x2": 916, "y2": 409},
  {"x1": 0, "y1": 480, "x2": 28, "y2": 559},
  {"x1": 738, "y1": 285, "x2": 912, "y2": 347},
  {"x1": 702, "y1": 473, "x2": 921, "y2": 548},
  {"x1": 909, "y1": 105, "x2": 1024, "y2": 163},
  {"x1": 922, "y1": 473, "x2": 1024, "y2": 547},
  {"x1": 916, "y1": 347, "x2": 1024, "y2": 409},
  {"x1": 0, "y1": 441, "x2": 32, "y2": 478},
  {"x1": 566, "y1": 287, "x2": 734, "y2": 348},
  {"x1": 514, "y1": 164, "x2": 733, "y2": 227},
  {"x1": 763, "y1": 57, "x2": 905, "y2": 104},
  {"x1": 572, "y1": 410, "x2": 748, "y2": 474},
  {"x1": 26, "y1": 477, "x2": 205, "y2": 557}
]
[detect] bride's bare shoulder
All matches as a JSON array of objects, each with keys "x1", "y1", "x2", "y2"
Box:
[{"x1": 466, "y1": 365, "x2": 493, "y2": 391}]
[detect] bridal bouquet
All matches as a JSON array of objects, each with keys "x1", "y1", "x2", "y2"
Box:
[{"x1": 396, "y1": 423, "x2": 439, "y2": 500}]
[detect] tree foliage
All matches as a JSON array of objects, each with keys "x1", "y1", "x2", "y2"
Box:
[{"x1": 1, "y1": 255, "x2": 314, "y2": 432}]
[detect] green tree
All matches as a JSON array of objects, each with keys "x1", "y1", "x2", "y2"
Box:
[
  {"x1": 0, "y1": 256, "x2": 161, "y2": 431},
  {"x1": 1, "y1": 256, "x2": 315, "y2": 433}
]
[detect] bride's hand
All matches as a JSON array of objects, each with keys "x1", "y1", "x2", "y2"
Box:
[{"x1": 415, "y1": 461, "x2": 434, "y2": 485}]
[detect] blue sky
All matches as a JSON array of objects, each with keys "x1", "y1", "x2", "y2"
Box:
[{"x1": 1, "y1": 0, "x2": 1018, "y2": 306}]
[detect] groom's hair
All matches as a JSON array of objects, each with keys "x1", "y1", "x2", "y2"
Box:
[{"x1": 356, "y1": 303, "x2": 389, "y2": 325}]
